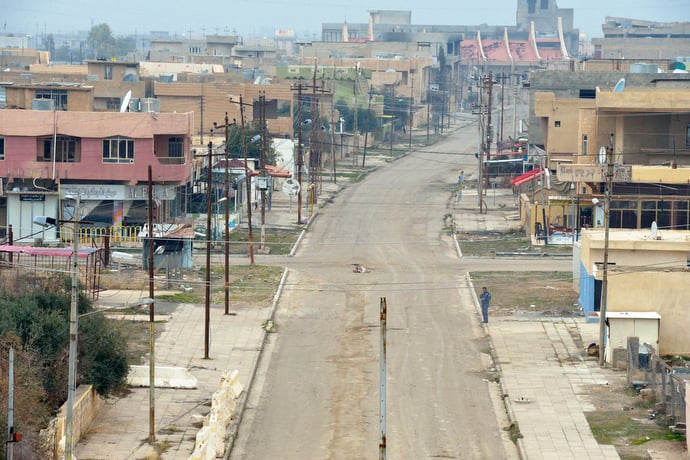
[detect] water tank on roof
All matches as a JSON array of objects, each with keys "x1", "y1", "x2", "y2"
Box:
[
  {"x1": 139, "y1": 98, "x2": 160, "y2": 113},
  {"x1": 32, "y1": 99, "x2": 55, "y2": 110},
  {"x1": 630, "y1": 63, "x2": 659, "y2": 73}
]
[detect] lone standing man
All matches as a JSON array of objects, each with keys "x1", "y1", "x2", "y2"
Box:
[{"x1": 479, "y1": 286, "x2": 491, "y2": 323}]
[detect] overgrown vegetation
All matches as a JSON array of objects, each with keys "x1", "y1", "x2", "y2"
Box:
[{"x1": 0, "y1": 273, "x2": 130, "y2": 458}]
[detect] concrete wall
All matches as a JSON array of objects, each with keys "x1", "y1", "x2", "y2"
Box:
[
  {"x1": 607, "y1": 271, "x2": 690, "y2": 356},
  {"x1": 53, "y1": 385, "x2": 105, "y2": 458}
]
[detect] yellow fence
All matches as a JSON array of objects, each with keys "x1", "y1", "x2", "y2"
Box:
[{"x1": 60, "y1": 226, "x2": 144, "y2": 246}]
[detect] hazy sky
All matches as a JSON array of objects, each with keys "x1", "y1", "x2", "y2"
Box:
[{"x1": 4, "y1": 0, "x2": 690, "y2": 41}]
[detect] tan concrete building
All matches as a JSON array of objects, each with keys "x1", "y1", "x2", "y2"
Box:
[
  {"x1": 527, "y1": 80, "x2": 690, "y2": 240},
  {"x1": 576, "y1": 228, "x2": 690, "y2": 356}
]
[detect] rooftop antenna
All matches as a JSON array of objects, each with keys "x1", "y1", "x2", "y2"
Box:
[{"x1": 120, "y1": 90, "x2": 132, "y2": 113}]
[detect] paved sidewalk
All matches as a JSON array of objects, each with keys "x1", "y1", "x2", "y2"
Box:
[{"x1": 488, "y1": 318, "x2": 620, "y2": 460}]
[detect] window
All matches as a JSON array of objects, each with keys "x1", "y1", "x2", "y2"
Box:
[
  {"x1": 527, "y1": 0, "x2": 536, "y2": 14},
  {"x1": 582, "y1": 134, "x2": 588, "y2": 155},
  {"x1": 0, "y1": 137, "x2": 4, "y2": 160},
  {"x1": 540, "y1": 0, "x2": 548, "y2": 9},
  {"x1": 686, "y1": 123, "x2": 690, "y2": 148},
  {"x1": 104, "y1": 64, "x2": 113, "y2": 81},
  {"x1": 103, "y1": 136, "x2": 135, "y2": 163},
  {"x1": 38, "y1": 136, "x2": 79, "y2": 162},
  {"x1": 35, "y1": 89, "x2": 68, "y2": 110},
  {"x1": 554, "y1": 120, "x2": 561, "y2": 127},
  {"x1": 168, "y1": 137, "x2": 184, "y2": 158},
  {"x1": 105, "y1": 97, "x2": 121, "y2": 110},
  {"x1": 579, "y1": 89, "x2": 596, "y2": 99}
]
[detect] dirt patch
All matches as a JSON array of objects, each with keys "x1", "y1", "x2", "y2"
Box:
[
  {"x1": 471, "y1": 271, "x2": 581, "y2": 318},
  {"x1": 585, "y1": 370, "x2": 688, "y2": 459}
]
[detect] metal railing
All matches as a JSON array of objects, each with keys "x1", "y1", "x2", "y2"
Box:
[{"x1": 627, "y1": 341, "x2": 687, "y2": 426}]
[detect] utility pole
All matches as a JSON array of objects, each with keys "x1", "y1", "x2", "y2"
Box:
[
  {"x1": 226, "y1": 96, "x2": 256, "y2": 264},
  {"x1": 224, "y1": 114, "x2": 231, "y2": 312},
  {"x1": 204, "y1": 142, "x2": 213, "y2": 358},
  {"x1": 64, "y1": 193, "x2": 81, "y2": 460},
  {"x1": 477, "y1": 74, "x2": 485, "y2": 213},
  {"x1": 409, "y1": 77, "x2": 414, "y2": 149},
  {"x1": 512, "y1": 84, "x2": 518, "y2": 139},
  {"x1": 362, "y1": 91, "x2": 372, "y2": 167},
  {"x1": 259, "y1": 92, "x2": 268, "y2": 252},
  {"x1": 599, "y1": 133, "x2": 614, "y2": 366},
  {"x1": 7, "y1": 347, "x2": 14, "y2": 460},
  {"x1": 146, "y1": 166, "x2": 156, "y2": 441},
  {"x1": 484, "y1": 72, "x2": 494, "y2": 191},
  {"x1": 212, "y1": 113, "x2": 236, "y2": 315},
  {"x1": 353, "y1": 64, "x2": 359, "y2": 166},
  {"x1": 499, "y1": 73, "x2": 506, "y2": 144},
  {"x1": 239, "y1": 96, "x2": 255, "y2": 265},
  {"x1": 379, "y1": 297, "x2": 387, "y2": 460},
  {"x1": 292, "y1": 71, "x2": 329, "y2": 217},
  {"x1": 294, "y1": 83, "x2": 305, "y2": 224},
  {"x1": 199, "y1": 94, "x2": 204, "y2": 144},
  {"x1": 426, "y1": 78, "x2": 431, "y2": 142}
]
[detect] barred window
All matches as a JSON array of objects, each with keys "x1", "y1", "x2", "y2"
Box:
[{"x1": 169, "y1": 137, "x2": 184, "y2": 157}]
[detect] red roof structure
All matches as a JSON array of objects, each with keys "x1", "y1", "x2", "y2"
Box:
[{"x1": 509, "y1": 167, "x2": 544, "y2": 187}]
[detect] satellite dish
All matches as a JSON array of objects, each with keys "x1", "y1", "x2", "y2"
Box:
[
  {"x1": 651, "y1": 221, "x2": 658, "y2": 239},
  {"x1": 613, "y1": 78, "x2": 625, "y2": 92},
  {"x1": 282, "y1": 178, "x2": 300, "y2": 197},
  {"x1": 120, "y1": 90, "x2": 132, "y2": 112}
]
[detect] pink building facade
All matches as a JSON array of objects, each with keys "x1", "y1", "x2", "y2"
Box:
[{"x1": 0, "y1": 109, "x2": 194, "y2": 241}]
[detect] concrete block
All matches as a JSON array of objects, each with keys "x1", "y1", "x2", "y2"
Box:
[{"x1": 127, "y1": 365, "x2": 197, "y2": 388}]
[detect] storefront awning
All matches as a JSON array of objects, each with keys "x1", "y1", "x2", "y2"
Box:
[{"x1": 510, "y1": 167, "x2": 544, "y2": 187}]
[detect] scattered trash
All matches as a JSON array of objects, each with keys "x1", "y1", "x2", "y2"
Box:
[
  {"x1": 261, "y1": 320, "x2": 275, "y2": 333},
  {"x1": 513, "y1": 396, "x2": 531, "y2": 403},
  {"x1": 352, "y1": 263, "x2": 371, "y2": 273},
  {"x1": 586, "y1": 342, "x2": 600, "y2": 357}
]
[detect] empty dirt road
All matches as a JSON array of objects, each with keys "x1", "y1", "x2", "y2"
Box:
[{"x1": 230, "y1": 120, "x2": 523, "y2": 459}]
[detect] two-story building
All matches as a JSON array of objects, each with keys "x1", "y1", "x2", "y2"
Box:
[
  {"x1": 524, "y1": 75, "x2": 690, "y2": 241},
  {"x1": 0, "y1": 109, "x2": 194, "y2": 242}
]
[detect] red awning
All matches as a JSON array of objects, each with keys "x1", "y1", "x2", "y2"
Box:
[
  {"x1": 510, "y1": 167, "x2": 544, "y2": 187},
  {"x1": 265, "y1": 165, "x2": 292, "y2": 178}
]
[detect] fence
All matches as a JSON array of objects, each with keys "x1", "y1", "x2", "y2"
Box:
[
  {"x1": 59, "y1": 226, "x2": 143, "y2": 246},
  {"x1": 627, "y1": 338, "x2": 687, "y2": 427}
]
